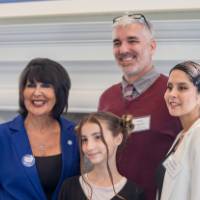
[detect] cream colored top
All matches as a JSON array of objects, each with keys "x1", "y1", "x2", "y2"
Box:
[{"x1": 79, "y1": 174, "x2": 127, "y2": 200}]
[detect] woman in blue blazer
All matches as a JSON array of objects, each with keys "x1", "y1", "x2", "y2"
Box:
[
  {"x1": 156, "y1": 61, "x2": 200, "y2": 200},
  {"x1": 0, "y1": 58, "x2": 80, "y2": 200}
]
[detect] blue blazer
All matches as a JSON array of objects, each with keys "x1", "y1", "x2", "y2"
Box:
[{"x1": 0, "y1": 115, "x2": 80, "y2": 200}]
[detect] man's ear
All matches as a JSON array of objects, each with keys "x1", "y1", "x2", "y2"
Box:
[{"x1": 150, "y1": 39, "x2": 157, "y2": 55}]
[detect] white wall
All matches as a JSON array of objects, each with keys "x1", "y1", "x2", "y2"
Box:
[
  {"x1": 0, "y1": 0, "x2": 200, "y2": 17},
  {"x1": 0, "y1": 3, "x2": 200, "y2": 113}
]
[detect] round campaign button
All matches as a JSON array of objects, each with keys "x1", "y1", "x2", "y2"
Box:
[
  {"x1": 22, "y1": 154, "x2": 35, "y2": 167},
  {"x1": 67, "y1": 140, "x2": 73, "y2": 146}
]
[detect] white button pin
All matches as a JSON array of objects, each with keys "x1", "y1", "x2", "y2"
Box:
[{"x1": 22, "y1": 154, "x2": 35, "y2": 167}]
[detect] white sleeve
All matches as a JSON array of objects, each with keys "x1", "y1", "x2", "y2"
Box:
[{"x1": 190, "y1": 129, "x2": 200, "y2": 200}]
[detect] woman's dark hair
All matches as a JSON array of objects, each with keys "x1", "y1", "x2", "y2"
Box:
[
  {"x1": 170, "y1": 61, "x2": 200, "y2": 92},
  {"x1": 75, "y1": 111, "x2": 134, "y2": 200},
  {"x1": 19, "y1": 58, "x2": 71, "y2": 119}
]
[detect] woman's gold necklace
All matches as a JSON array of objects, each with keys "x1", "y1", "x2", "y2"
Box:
[
  {"x1": 31, "y1": 142, "x2": 55, "y2": 156},
  {"x1": 38, "y1": 143, "x2": 54, "y2": 156}
]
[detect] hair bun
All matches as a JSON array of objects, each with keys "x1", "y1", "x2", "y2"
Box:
[{"x1": 120, "y1": 114, "x2": 134, "y2": 133}]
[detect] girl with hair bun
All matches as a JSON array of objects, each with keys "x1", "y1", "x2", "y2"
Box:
[{"x1": 59, "y1": 112, "x2": 145, "y2": 200}]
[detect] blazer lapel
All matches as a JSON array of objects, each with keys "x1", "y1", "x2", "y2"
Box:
[
  {"x1": 59, "y1": 118, "x2": 77, "y2": 177},
  {"x1": 9, "y1": 116, "x2": 46, "y2": 200},
  {"x1": 52, "y1": 117, "x2": 79, "y2": 199}
]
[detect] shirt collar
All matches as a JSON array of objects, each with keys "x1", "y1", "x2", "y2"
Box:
[{"x1": 122, "y1": 68, "x2": 160, "y2": 95}]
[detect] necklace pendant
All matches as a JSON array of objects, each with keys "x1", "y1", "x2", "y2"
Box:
[
  {"x1": 39, "y1": 144, "x2": 46, "y2": 156},
  {"x1": 39, "y1": 144, "x2": 45, "y2": 150}
]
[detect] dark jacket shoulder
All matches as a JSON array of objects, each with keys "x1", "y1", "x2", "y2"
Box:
[
  {"x1": 116, "y1": 179, "x2": 145, "y2": 200},
  {"x1": 58, "y1": 176, "x2": 85, "y2": 200}
]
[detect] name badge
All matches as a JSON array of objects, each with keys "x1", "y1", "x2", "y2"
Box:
[
  {"x1": 163, "y1": 155, "x2": 181, "y2": 178},
  {"x1": 132, "y1": 116, "x2": 151, "y2": 132}
]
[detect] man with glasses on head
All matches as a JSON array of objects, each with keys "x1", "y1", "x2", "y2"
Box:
[{"x1": 98, "y1": 13, "x2": 181, "y2": 200}]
